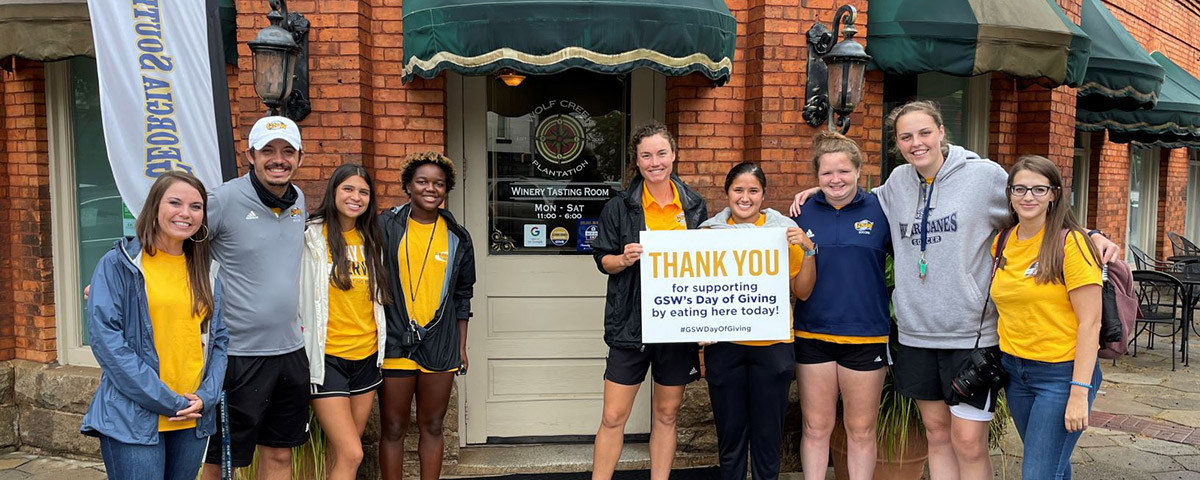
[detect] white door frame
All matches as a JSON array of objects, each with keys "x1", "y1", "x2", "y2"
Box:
[{"x1": 448, "y1": 69, "x2": 665, "y2": 445}]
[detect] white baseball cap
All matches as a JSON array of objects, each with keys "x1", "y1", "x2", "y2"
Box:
[{"x1": 248, "y1": 116, "x2": 302, "y2": 151}]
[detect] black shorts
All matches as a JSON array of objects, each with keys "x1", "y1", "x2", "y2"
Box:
[
  {"x1": 205, "y1": 349, "x2": 310, "y2": 468},
  {"x1": 311, "y1": 353, "x2": 382, "y2": 398},
  {"x1": 604, "y1": 344, "x2": 700, "y2": 386},
  {"x1": 794, "y1": 337, "x2": 888, "y2": 371},
  {"x1": 892, "y1": 343, "x2": 1000, "y2": 414}
]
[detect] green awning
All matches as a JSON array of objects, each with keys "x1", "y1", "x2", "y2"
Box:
[
  {"x1": 867, "y1": 0, "x2": 1091, "y2": 87},
  {"x1": 401, "y1": 0, "x2": 737, "y2": 84},
  {"x1": 1076, "y1": 0, "x2": 1163, "y2": 111},
  {"x1": 0, "y1": 0, "x2": 93, "y2": 61},
  {"x1": 1077, "y1": 52, "x2": 1200, "y2": 147}
]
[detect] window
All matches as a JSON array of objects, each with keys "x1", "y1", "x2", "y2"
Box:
[
  {"x1": 48, "y1": 58, "x2": 132, "y2": 366},
  {"x1": 1071, "y1": 131, "x2": 1091, "y2": 221},
  {"x1": 1187, "y1": 149, "x2": 1200, "y2": 241},
  {"x1": 881, "y1": 73, "x2": 991, "y2": 180},
  {"x1": 1126, "y1": 146, "x2": 1160, "y2": 259},
  {"x1": 485, "y1": 70, "x2": 629, "y2": 255}
]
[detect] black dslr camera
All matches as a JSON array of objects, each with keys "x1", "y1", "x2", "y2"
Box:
[
  {"x1": 950, "y1": 348, "x2": 1006, "y2": 399},
  {"x1": 399, "y1": 321, "x2": 425, "y2": 348}
]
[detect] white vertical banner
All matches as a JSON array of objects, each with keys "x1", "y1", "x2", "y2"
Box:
[
  {"x1": 88, "y1": 0, "x2": 224, "y2": 215},
  {"x1": 639, "y1": 228, "x2": 793, "y2": 343}
]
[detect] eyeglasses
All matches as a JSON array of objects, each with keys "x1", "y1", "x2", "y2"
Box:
[{"x1": 1008, "y1": 185, "x2": 1059, "y2": 197}]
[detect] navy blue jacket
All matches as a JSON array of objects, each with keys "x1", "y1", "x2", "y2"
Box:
[
  {"x1": 81, "y1": 238, "x2": 228, "y2": 444},
  {"x1": 792, "y1": 191, "x2": 891, "y2": 338}
]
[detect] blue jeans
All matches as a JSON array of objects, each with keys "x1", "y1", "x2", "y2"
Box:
[
  {"x1": 100, "y1": 428, "x2": 209, "y2": 480},
  {"x1": 1002, "y1": 353, "x2": 1101, "y2": 480}
]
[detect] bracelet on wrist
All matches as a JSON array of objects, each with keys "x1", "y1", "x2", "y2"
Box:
[
  {"x1": 1087, "y1": 229, "x2": 1103, "y2": 238},
  {"x1": 1069, "y1": 381, "x2": 1093, "y2": 390}
]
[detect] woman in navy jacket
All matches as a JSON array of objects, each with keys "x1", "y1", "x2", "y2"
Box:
[
  {"x1": 792, "y1": 133, "x2": 891, "y2": 480},
  {"x1": 80, "y1": 171, "x2": 228, "y2": 480}
]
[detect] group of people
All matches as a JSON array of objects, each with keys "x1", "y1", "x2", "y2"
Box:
[
  {"x1": 590, "y1": 100, "x2": 1119, "y2": 480},
  {"x1": 80, "y1": 116, "x2": 474, "y2": 480},
  {"x1": 76, "y1": 99, "x2": 1118, "y2": 480}
]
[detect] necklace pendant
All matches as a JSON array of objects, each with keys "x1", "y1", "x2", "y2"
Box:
[{"x1": 918, "y1": 258, "x2": 927, "y2": 279}]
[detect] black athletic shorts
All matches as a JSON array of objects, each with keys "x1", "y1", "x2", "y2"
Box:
[
  {"x1": 892, "y1": 343, "x2": 1000, "y2": 414},
  {"x1": 604, "y1": 344, "x2": 700, "y2": 386},
  {"x1": 311, "y1": 353, "x2": 382, "y2": 398},
  {"x1": 205, "y1": 349, "x2": 310, "y2": 468},
  {"x1": 794, "y1": 337, "x2": 888, "y2": 371}
]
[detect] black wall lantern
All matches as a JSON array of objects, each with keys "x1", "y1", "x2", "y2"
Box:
[
  {"x1": 802, "y1": 5, "x2": 871, "y2": 133},
  {"x1": 248, "y1": 0, "x2": 311, "y2": 121}
]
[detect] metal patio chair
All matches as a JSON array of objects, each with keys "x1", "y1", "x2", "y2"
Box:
[
  {"x1": 1131, "y1": 270, "x2": 1187, "y2": 371},
  {"x1": 1168, "y1": 231, "x2": 1200, "y2": 256},
  {"x1": 1131, "y1": 245, "x2": 1179, "y2": 272}
]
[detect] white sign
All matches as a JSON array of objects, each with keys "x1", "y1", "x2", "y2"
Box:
[
  {"x1": 524, "y1": 224, "x2": 546, "y2": 247},
  {"x1": 640, "y1": 228, "x2": 792, "y2": 343},
  {"x1": 88, "y1": 0, "x2": 224, "y2": 215}
]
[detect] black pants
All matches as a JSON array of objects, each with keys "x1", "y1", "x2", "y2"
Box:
[{"x1": 704, "y1": 342, "x2": 795, "y2": 480}]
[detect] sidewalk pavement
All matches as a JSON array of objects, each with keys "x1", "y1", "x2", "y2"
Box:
[
  {"x1": 0, "y1": 452, "x2": 104, "y2": 480},
  {"x1": 6, "y1": 340, "x2": 1200, "y2": 479}
]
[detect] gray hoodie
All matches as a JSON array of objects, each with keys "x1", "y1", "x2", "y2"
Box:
[
  {"x1": 699, "y1": 207, "x2": 798, "y2": 229},
  {"x1": 874, "y1": 145, "x2": 1009, "y2": 349}
]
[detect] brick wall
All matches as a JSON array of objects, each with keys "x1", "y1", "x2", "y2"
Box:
[
  {"x1": 0, "y1": 62, "x2": 55, "y2": 364},
  {"x1": 234, "y1": 0, "x2": 445, "y2": 211}
]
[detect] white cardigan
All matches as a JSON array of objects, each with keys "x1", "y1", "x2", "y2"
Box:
[{"x1": 299, "y1": 220, "x2": 387, "y2": 384}]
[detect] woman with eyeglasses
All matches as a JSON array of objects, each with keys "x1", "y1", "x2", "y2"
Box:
[{"x1": 991, "y1": 155, "x2": 1102, "y2": 479}]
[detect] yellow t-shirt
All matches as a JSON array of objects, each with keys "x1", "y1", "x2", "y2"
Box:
[
  {"x1": 793, "y1": 204, "x2": 888, "y2": 345},
  {"x1": 991, "y1": 228, "x2": 1102, "y2": 362},
  {"x1": 383, "y1": 217, "x2": 454, "y2": 372},
  {"x1": 142, "y1": 251, "x2": 204, "y2": 432},
  {"x1": 729, "y1": 214, "x2": 802, "y2": 347},
  {"x1": 324, "y1": 226, "x2": 378, "y2": 360},
  {"x1": 642, "y1": 182, "x2": 687, "y2": 231}
]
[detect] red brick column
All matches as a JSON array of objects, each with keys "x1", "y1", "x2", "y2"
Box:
[
  {"x1": 1157, "y1": 148, "x2": 1189, "y2": 258},
  {"x1": 988, "y1": 76, "x2": 1019, "y2": 167},
  {"x1": 1091, "y1": 135, "x2": 1130, "y2": 250},
  {"x1": 1, "y1": 63, "x2": 56, "y2": 363},
  {"x1": 0, "y1": 70, "x2": 10, "y2": 362},
  {"x1": 369, "y1": 1, "x2": 446, "y2": 207}
]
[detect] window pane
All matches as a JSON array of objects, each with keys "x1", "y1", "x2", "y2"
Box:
[
  {"x1": 70, "y1": 57, "x2": 132, "y2": 345},
  {"x1": 1127, "y1": 147, "x2": 1158, "y2": 258},
  {"x1": 1071, "y1": 131, "x2": 1089, "y2": 220},
  {"x1": 486, "y1": 71, "x2": 628, "y2": 254}
]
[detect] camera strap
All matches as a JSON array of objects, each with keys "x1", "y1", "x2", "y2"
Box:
[{"x1": 975, "y1": 225, "x2": 1016, "y2": 349}]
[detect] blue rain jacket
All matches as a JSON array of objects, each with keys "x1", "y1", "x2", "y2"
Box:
[{"x1": 80, "y1": 237, "x2": 228, "y2": 445}]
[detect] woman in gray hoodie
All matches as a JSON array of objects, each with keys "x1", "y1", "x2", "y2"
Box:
[{"x1": 791, "y1": 100, "x2": 1119, "y2": 480}]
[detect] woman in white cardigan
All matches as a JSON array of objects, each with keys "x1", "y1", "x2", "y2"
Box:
[{"x1": 299, "y1": 164, "x2": 390, "y2": 480}]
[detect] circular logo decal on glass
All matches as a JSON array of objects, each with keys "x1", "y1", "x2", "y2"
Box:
[{"x1": 535, "y1": 114, "x2": 586, "y2": 165}]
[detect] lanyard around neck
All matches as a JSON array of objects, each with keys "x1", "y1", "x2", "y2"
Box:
[
  {"x1": 918, "y1": 175, "x2": 936, "y2": 279},
  {"x1": 404, "y1": 219, "x2": 438, "y2": 306}
]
